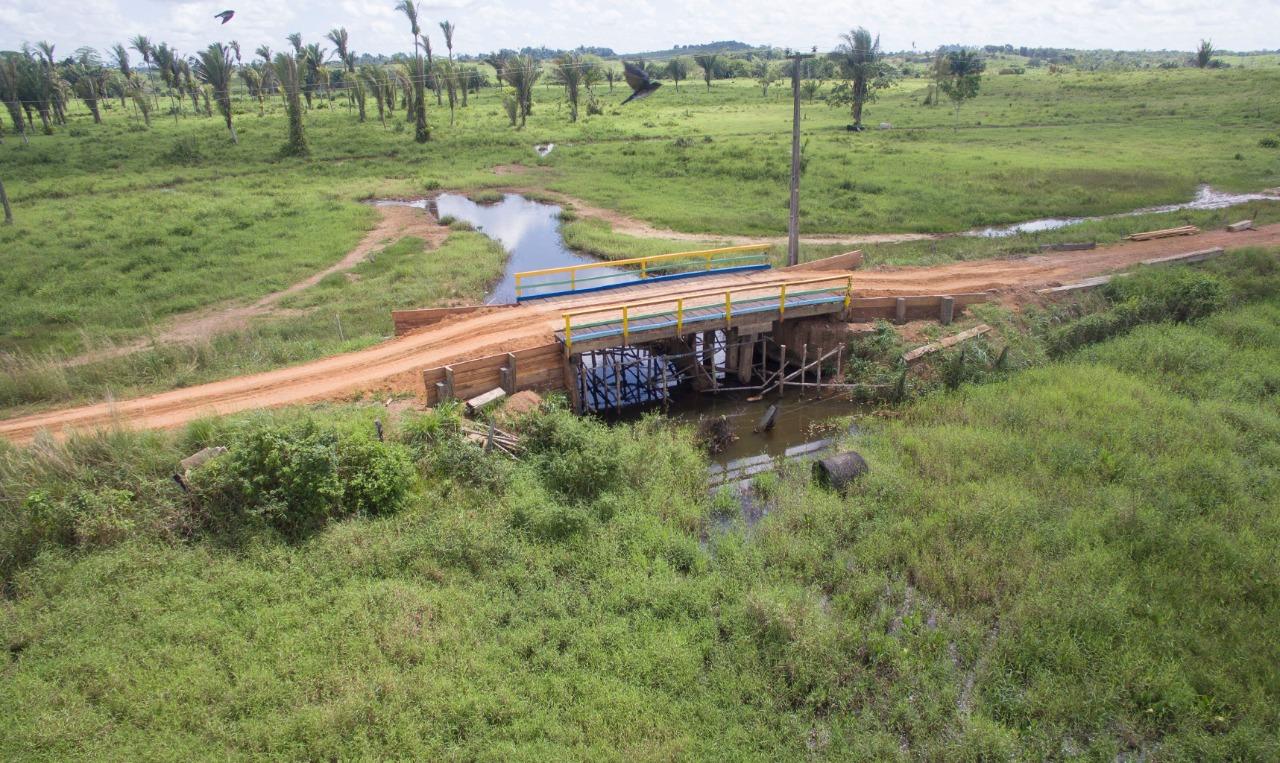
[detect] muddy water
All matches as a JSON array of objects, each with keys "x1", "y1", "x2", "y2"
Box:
[
  {"x1": 387, "y1": 193, "x2": 627, "y2": 304},
  {"x1": 969, "y1": 185, "x2": 1279, "y2": 238}
]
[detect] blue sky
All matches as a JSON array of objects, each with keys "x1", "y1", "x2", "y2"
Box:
[{"x1": 3, "y1": 0, "x2": 1278, "y2": 59}]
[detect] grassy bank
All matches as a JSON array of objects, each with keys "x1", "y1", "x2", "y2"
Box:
[
  {"x1": 0, "y1": 231, "x2": 507, "y2": 413},
  {"x1": 2, "y1": 255, "x2": 1279, "y2": 758}
]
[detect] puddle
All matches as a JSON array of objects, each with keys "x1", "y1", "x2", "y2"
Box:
[
  {"x1": 969, "y1": 185, "x2": 1279, "y2": 238},
  {"x1": 382, "y1": 193, "x2": 626, "y2": 303}
]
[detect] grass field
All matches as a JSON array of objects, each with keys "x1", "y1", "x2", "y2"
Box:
[
  {"x1": 2, "y1": 253, "x2": 1278, "y2": 758},
  {"x1": 2, "y1": 61, "x2": 1279, "y2": 367}
]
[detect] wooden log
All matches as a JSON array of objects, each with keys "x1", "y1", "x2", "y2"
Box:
[
  {"x1": 442, "y1": 366, "x2": 456, "y2": 401},
  {"x1": 500, "y1": 352, "x2": 518, "y2": 393},
  {"x1": 755, "y1": 404, "x2": 778, "y2": 433},
  {"x1": 902, "y1": 324, "x2": 992, "y2": 364},
  {"x1": 1227, "y1": 220, "x2": 1254, "y2": 233},
  {"x1": 940, "y1": 296, "x2": 955, "y2": 326},
  {"x1": 180, "y1": 446, "x2": 227, "y2": 473},
  {"x1": 466, "y1": 387, "x2": 507, "y2": 415},
  {"x1": 894, "y1": 297, "x2": 907, "y2": 324}
]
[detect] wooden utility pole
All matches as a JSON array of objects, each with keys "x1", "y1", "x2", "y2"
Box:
[
  {"x1": 786, "y1": 50, "x2": 815, "y2": 266},
  {"x1": 0, "y1": 177, "x2": 12, "y2": 225}
]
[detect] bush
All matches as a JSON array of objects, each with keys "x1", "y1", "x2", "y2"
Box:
[
  {"x1": 190, "y1": 419, "x2": 414, "y2": 540},
  {"x1": 521, "y1": 407, "x2": 623, "y2": 502},
  {"x1": 1259, "y1": 137, "x2": 1279, "y2": 149},
  {"x1": 1046, "y1": 267, "x2": 1227, "y2": 356},
  {"x1": 161, "y1": 136, "x2": 203, "y2": 165}
]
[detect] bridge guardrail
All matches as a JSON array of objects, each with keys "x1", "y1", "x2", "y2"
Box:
[
  {"x1": 561, "y1": 274, "x2": 854, "y2": 351},
  {"x1": 515, "y1": 244, "x2": 771, "y2": 300}
]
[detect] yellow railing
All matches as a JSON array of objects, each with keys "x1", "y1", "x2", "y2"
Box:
[
  {"x1": 515, "y1": 243, "x2": 771, "y2": 299},
  {"x1": 561, "y1": 274, "x2": 854, "y2": 351}
]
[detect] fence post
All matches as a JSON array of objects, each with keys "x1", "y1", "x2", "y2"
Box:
[
  {"x1": 676, "y1": 299, "x2": 684, "y2": 335},
  {"x1": 564, "y1": 314, "x2": 573, "y2": 351},
  {"x1": 725, "y1": 292, "x2": 732, "y2": 328},
  {"x1": 622, "y1": 306, "x2": 630, "y2": 344},
  {"x1": 779, "y1": 284, "x2": 788, "y2": 321}
]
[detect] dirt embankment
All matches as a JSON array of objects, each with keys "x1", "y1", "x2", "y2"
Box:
[
  {"x1": 4, "y1": 224, "x2": 1278, "y2": 444},
  {"x1": 65, "y1": 204, "x2": 449, "y2": 367}
]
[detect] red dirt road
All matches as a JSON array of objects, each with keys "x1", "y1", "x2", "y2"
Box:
[{"x1": 4, "y1": 225, "x2": 1278, "y2": 444}]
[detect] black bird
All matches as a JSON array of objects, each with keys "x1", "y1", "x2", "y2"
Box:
[
  {"x1": 214, "y1": 9, "x2": 235, "y2": 24},
  {"x1": 621, "y1": 61, "x2": 661, "y2": 105}
]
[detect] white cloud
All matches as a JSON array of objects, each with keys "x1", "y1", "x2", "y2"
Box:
[{"x1": 2, "y1": 0, "x2": 1277, "y2": 58}]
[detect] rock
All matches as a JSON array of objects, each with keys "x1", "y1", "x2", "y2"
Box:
[{"x1": 813, "y1": 451, "x2": 869, "y2": 493}]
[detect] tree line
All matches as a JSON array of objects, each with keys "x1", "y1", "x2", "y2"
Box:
[{"x1": 0, "y1": 13, "x2": 989, "y2": 154}]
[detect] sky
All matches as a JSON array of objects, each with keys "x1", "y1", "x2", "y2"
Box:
[{"x1": 3, "y1": 0, "x2": 1278, "y2": 59}]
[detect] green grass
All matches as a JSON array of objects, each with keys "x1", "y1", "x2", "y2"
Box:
[
  {"x1": 3, "y1": 287, "x2": 1280, "y2": 757},
  {"x1": 0, "y1": 232, "x2": 507, "y2": 413}
]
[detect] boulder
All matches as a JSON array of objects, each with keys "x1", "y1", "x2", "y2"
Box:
[{"x1": 813, "y1": 451, "x2": 869, "y2": 493}]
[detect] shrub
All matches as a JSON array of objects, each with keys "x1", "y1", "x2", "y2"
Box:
[
  {"x1": 190, "y1": 419, "x2": 414, "y2": 540},
  {"x1": 521, "y1": 407, "x2": 623, "y2": 502},
  {"x1": 1046, "y1": 267, "x2": 1227, "y2": 356},
  {"x1": 1257, "y1": 136, "x2": 1278, "y2": 149},
  {"x1": 161, "y1": 136, "x2": 203, "y2": 165}
]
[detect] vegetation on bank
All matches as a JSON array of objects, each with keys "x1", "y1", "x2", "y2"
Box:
[
  {"x1": 0, "y1": 231, "x2": 507, "y2": 413},
  {"x1": 2, "y1": 251, "x2": 1279, "y2": 758}
]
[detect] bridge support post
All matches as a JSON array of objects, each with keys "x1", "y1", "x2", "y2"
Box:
[
  {"x1": 895, "y1": 297, "x2": 907, "y2": 324},
  {"x1": 940, "y1": 296, "x2": 955, "y2": 326}
]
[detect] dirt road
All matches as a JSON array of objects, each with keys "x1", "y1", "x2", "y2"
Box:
[{"x1": 4, "y1": 225, "x2": 1277, "y2": 444}]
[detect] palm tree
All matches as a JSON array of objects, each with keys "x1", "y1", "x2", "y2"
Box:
[
  {"x1": 491, "y1": 54, "x2": 540, "y2": 127},
  {"x1": 239, "y1": 65, "x2": 265, "y2": 116},
  {"x1": 395, "y1": 0, "x2": 429, "y2": 142},
  {"x1": 666, "y1": 57, "x2": 689, "y2": 92},
  {"x1": 130, "y1": 36, "x2": 153, "y2": 66},
  {"x1": 286, "y1": 33, "x2": 304, "y2": 57},
  {"x1": 361, "y1": 65, "x2": 388, "y2": 126},
  {"x1": 66, "y1": 48, "x2": 107, "y2": 124},
  {"x1": 327, "y1": 28, "x2": 352, "y2": 72},
  {"x1": 0, "y1": 53, "x2": 29, "y2": 143},
  {"x1": 754, "y1": 60, "x2": 779, "y2": 97},
  {"x1": 439, "y1": 20, "x2": 459, "y2": 121},
  {"x1": 551, "y1": 52, "x2": 589, "y2": 122},
  {"x1": 1195, "y1": 39, "x2": 1216, "y2": 68},
  {"x1": 939, "y1": 49, "x2": 985, "y2": 129},
  {"x1": 693, "y1": 54, "x2": 717, "y2": 91},
  {"x1": 194, "y1": 42, "x2": 238, "y2": 143},
  {"x1": 273, "y1": 52, "x2": 307, "y2": 155},
  {"x1": 831, "y1": 28, "x2": 890, "y2": 130}
]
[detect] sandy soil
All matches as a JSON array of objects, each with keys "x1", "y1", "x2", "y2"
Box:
[
  {"x1": 65, "y1": 204, "x2": 449, "y2": 367},
  {"x1": 4, "y1": 225, "x2": 1277, "y2": 444}
]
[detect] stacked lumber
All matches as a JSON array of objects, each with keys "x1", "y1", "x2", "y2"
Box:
[
  {"x1": 1125, "y1": 225, "x2": 1199, "y2": 241},
  {"x1": 460, "y1": 420, "x2": 521, "y2": 457},
  {"x1": 901, "y1": 324, "x2": 992, "y2": 364}
]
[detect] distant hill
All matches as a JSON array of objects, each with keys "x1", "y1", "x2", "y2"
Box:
[{"x1": 619, "y1": 40, "x2": 760, "y2": 61}]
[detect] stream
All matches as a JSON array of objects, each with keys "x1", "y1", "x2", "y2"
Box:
[
  {"x1": 968, "y1": 185, "x2": 1278, "y2": 238},
  {"x1": 381, "y1": 193, "x2": 626, "y2": 303}
]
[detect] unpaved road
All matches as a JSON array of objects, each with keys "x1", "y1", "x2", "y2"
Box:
[
  {"x1": 4, "y1": 225, "x2": 1278, "y2": 444},
  {"x1": 65, "y1": 205, "x2": 449, "y2": 367}
]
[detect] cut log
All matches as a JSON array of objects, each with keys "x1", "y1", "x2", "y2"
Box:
[
  {"x1": 466, "y1": 387, "x2": 507, "y2": 415},
  {"x1": 1035, "y1": 275, "x2": 1115, "y2": 297},
  {"x1": 1140, "y1": 247, "x2": 1225, "y2": 267},
  {"x1": 1227, "y1": 220, "x2": 1254, "y2": 233},
  {"x1": 1125, "y1": 225, "x2": 1199, "y2": 241},
  {"x1": 902, "y1": 324, "x2": 992, "y2": 364},
  {"x1": 813, "y1": 451, "x2": 869, "y2": 493}
]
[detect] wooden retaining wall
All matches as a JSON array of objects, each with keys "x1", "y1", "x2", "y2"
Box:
[{"x1": 421, "y1": 342, "x2": 565, "y2": 406}]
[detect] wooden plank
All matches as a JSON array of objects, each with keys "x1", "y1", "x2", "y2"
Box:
[
  {"x1": 1036, "y1": 275, "x2": 1115, "y2": 296},
  {"x1": 902, "y1": 324, "x2": 992, "y2": 364},
  {"x1": 466, "y1": 388, "x2": 506, "y2": 415},
  {"x1": 1140, "y1": 247, "x2": 1225, "y2": 267},
  {"x1": 1037, "y1": 242, "x2": 1096, "y2": 252},
  {"x1": 1227, "y1": 220, "x2": 1254, "y2": 233},
  {"x1": 1125, "y1": 225, "x2": 1199, "y2": 241}
]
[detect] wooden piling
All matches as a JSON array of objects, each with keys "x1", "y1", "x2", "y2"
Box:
[{"x1": 940, "y1": 296, "x2": 955, "y2": 326}]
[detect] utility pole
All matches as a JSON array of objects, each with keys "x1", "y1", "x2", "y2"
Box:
[{"x1": 786, "y1": 49, "x2": 815, "y2": 266}]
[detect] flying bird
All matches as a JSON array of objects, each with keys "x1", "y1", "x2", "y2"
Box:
[
  {"x1": 621, "y1": 61, "x2": 661, "y2": 105},
  {"x1": 214, "y1": 10, "x2": 235, "y2": 24}
]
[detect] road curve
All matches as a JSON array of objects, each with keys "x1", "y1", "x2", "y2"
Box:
[{"x1": 3, "y1": 225, "x2": 1278, "y2": 444}]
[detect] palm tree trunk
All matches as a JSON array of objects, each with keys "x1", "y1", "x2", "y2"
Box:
[{"x1": 0, "y1": 177, "x2": 13, "y2": 225}]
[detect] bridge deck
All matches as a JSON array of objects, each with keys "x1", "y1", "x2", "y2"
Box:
[{"x1": 555, "y1": 285, "x2": 850, "y2": 354}]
